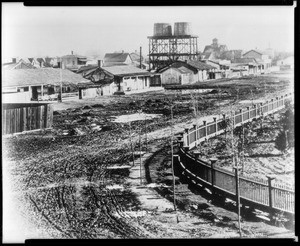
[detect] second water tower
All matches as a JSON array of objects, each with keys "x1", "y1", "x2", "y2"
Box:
[{"x1": 173, "y1": 22, "x2": 192, "y2": 36}]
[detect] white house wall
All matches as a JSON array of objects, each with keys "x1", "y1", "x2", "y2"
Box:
[
  {"x1": 2, "y1": 91, "x2": 31, "y2": 103},
  {"x1": 122, "y1": 76, "x2": 150, "y2": 91}
]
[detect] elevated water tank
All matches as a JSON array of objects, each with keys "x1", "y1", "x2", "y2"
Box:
[
  {"x1": 153, "y1": 23, "x2": 172, "y2": 37},
  {"x1": 174, "y1": 22, "x2": 192, "y2": 36}
]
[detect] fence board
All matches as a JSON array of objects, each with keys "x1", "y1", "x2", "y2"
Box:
[
  {"x1": 2, "y1": 109, "x2": 6, "y2": 135},
  {"x1": 2, "y1": 103, "x2": 53, "y2": 135}
]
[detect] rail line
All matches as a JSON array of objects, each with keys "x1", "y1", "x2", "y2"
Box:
[{"x1": 174, "y1": 92, "x2": 294, "y2": 218}]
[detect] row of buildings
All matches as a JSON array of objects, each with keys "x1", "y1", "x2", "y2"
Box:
[{"x1": 2, "y1": 37, "x2": 294, "y2": 103}]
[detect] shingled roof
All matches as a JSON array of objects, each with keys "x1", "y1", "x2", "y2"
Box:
[
  {"x1": 103, "y1": 65, "x2": 151, "y2": 77},
  {"x1": 186, "y1": 60, "x2": 215, "y2": 70},
  {"x1": 104, "y1": 53, "x2": 131, "y2": 63},
  {"x1": 3, "y1": 68, "x2": 90, "y2": 88}
]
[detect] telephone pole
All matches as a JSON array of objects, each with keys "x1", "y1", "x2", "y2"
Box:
[
  {"x1": 171, "y1": 104, "x2": 179, "y2": 223},
  {"x1": 58, "y1": 56, "x2": 63, "y2": 102}
]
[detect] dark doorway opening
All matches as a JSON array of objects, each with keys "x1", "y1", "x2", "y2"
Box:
[{"x1": 31, "y1": 86, "x2": 38, "y2": 100}]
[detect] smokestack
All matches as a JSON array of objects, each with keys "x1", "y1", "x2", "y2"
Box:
[
  {"x1": 140, "y1": 47, "x2": 142, "y2": 69},
  {"x1": 98, "y1": 60, "x2": 103, "y2": 68},
  {"x1": 12, "y1": 58, "x2": 16, "y2": 63}
]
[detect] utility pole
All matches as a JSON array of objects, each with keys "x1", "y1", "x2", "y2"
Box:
[
  {"x1": 234, "y1": 164, "x2": 242, "y2": 238},
  {"x1": 171, "y1": 104, "x2": 179, "y2": 223},
  {"x1": 140, "y1": 46, "x2": 142, "y2": 69},
  {"x1": 139, "y1": 128, "x2": 142, "y2": 185},
  {"x1": 145, "y1": 115, "x2": 148, "y2": 152},
  {"x1": 129, "y1": 121, "x2": 135, "y2": 167},
  {"x1": 58, "y1": 56, "x2": 63, "y2": 103},
  {"x1": 231, "y1": 108, "x2": 242, "y2": 237}
]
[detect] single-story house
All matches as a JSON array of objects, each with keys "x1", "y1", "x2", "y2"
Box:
[
  {"x1": 157, "y1": 60, "x2": 216, "y2": 86},
  {"x1": 2, "y1": 68, "x2": 91, "y2": 103},
  {"x1": 159, "y1": 66, "x2": 196, "y2": 85},
  {"x1": 77, "y1": 64, "x2": 153, "y2": 96},
  {"x1": 202, "y1": 60, "x2": 231, "y2": 79},
  {"x1": 231, "y1": 58, "x2": 263, "y2": 75},
  {"x1": 276, "y1": 56, "x2": 294, "y2": 70},
  {"x1": 103, "y1": 52, "x2": 134, "y2": 67}
]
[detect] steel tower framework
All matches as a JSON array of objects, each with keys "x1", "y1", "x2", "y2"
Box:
[{"x1": 148, "y1": 35, "x2": 199, "y2": 70}]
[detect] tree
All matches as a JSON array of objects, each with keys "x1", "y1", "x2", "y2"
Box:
[
  {"x1": 275, "y1": 130, "x2": 288, "y2": 154},
  {"x1": 279, "y1": 102, "x2": 294, "y2": 147}
]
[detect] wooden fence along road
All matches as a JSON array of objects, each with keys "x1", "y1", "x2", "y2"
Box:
[
  {"x1": 174, "y1": 93, "x2": 294, "y2": 218},
  {"x1": 2, "y1": 103, "x2": 53, "y2": 135}
]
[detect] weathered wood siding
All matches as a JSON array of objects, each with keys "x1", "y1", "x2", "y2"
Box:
[{"x1": 2, "y1": 103, "x2": 53, "y2": 135}]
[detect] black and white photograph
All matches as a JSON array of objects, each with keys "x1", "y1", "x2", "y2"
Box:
[{"x1": 2, "y1": 3, "x2": 296, "y2": 242}]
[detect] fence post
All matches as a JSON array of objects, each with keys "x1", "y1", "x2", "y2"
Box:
[
  {"x1": 193, "y1": 124, "x2": 198, "y2": 145},
  {"x1": 203, "y1": 120, "x2": 207, "y2": 138},
  {"x1": 246, "y1": 106, "x2": 250, "y2": 121},
  {"x1": 210, "y1": 157, "x2": 218, "y2": 197},
  {"x1": 253, "y1": 104, "x2": 257, "y2": 118},
  {"x1": 213, "y1": 117, "x2": 217, "y2": 135},
  {"x1": 178, "y1": 140, "x2": 184, "y2": 148},
  {"x1": 185, "y1": 128, "x2": 190, "y2": 147},
  {"x1": 194, "y1": 151, "x2": 200, "y2": 160},
  {"x1": 266, "y1": 100, "x2": 270, "y2": 113},
  {"x1": 267, "y1": 175, "x2": 275, "y2": 222},
  {"x1": 234, "y1": 165, "x2": 242, "y2": 237},
  {"x1": 239, "y1": 108, "x2": 243, "y2": 123},
  {"x1": 271, "y1": 98, "x2": 274, "y2": 112},
  {"x1": 260, "y1": 102, "x2": 264, "y2": 117}
]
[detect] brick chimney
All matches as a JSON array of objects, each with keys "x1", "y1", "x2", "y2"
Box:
[{"x1": 98, "y1": 60, "x2": 103, "y2": 68}]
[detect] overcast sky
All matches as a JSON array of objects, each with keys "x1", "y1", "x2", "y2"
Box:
[{"x1": 2, "y1": 3, "x2": 295, "y2": 61}]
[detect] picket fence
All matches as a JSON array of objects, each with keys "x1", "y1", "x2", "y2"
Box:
[{"x1": 175, "y1": 92, "x2": 294, "y2": 216}]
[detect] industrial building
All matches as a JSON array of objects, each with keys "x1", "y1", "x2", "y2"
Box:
[{"x1": 148, "y1": 22, "x2": 199, "y2": 71}]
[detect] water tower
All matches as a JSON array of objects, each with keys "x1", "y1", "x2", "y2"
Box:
[{"x1": 148, "y1": 22, "x2": 199, "y2": 70}]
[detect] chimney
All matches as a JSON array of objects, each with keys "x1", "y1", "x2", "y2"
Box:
[
  {"x1": 122, "y1": 50, "x2": 124, "y2": 53},
  {"x1": 12, "y1": 58, "x2": 16, "y2": 63},
  {"x1": 98, "y1": 60, "x2": 103, "y2": 68},
  {"x1": 71, "y1": 51, "x2": 73, "y2": 55}
]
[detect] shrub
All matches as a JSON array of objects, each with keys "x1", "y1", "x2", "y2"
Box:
[{"x1": 275, "y1": 131, "x2": 288, "y2": 153}]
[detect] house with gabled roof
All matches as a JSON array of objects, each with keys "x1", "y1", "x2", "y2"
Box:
[
  {"x1": 202, "y1": 38, "x2": 228, "y2": 61},
  {"x1": 61, "y1": 51, "x2": 88, "y2": 71},
  {"x1": 2, "y1": 68, "x2": 91, "y2": 102},
  {"x1": 77, "y1": 64, "x2": 153, "y2": 96},
  {"x1": 242, "y1": 49, "x2": 272, "y2": 73},
  {"x1": 157, "y1": 60, "x2": 216, "y2": 85},
  {"x1": 3, "y1": 59, "x2": 36, "y2": 70},
  {"x1": 103, "y1": 52, "x2": 133, "y2": 67}
]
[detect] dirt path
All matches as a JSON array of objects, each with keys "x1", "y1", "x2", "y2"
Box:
[{"x1": 122, "y1": 138, "x2": 295, "y2": 238}]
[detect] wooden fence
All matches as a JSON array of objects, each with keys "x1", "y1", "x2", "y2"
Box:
[
  {"x1": 175, "y1": 92, "x2": 294, "y2": 216},
  {"x1": 2, "y1": 103, "x2": 53, "y2": 135}
]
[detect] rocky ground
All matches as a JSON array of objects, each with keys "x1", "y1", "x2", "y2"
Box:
[{"x1": 2, "y1": 72, "x2": 296, "y2": 241}]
